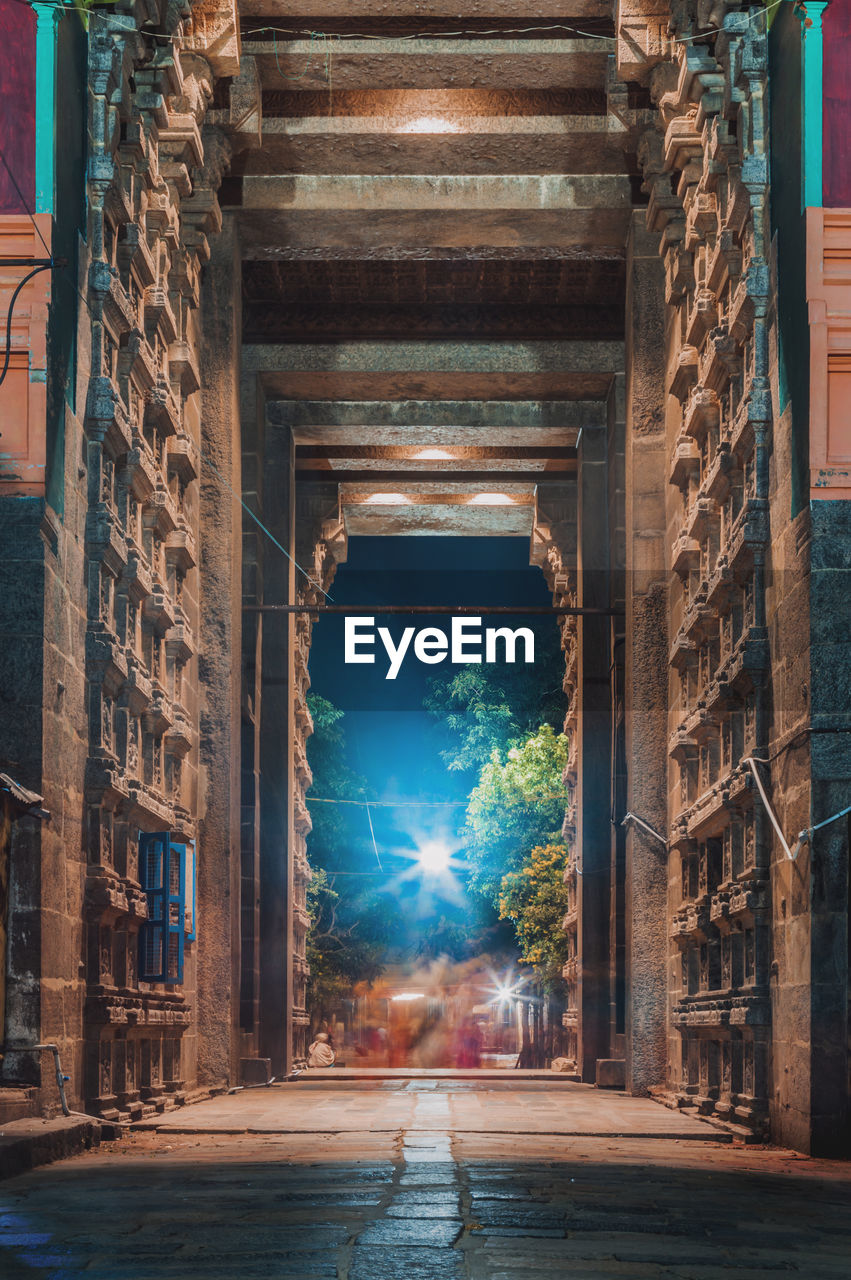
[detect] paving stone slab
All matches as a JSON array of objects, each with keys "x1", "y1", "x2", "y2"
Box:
[
  {"x1": 355, "y1": 1216, "x2": 463, "y2": 1246},
  {"x1": 348, "y1": 1245, "x2": 466, "y2": 1280}
]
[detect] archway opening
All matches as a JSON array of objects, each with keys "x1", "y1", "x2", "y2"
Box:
[{"x1": 303, "y1": 534, "x2": 569, "y2": 1071}]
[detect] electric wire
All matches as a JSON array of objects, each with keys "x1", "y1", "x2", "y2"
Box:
[
  {"x1": 199, "y1": 448, "x2": 332, "y2": 599},
  {"x1": 307, "y1": 794, "x2": 570, "y2": 807},
  {"x1": 0, "y1": 140, "x2": 99, "y2": 342},
  {"x1": 0, "y1": 262, "x2": 53, "y2": 387},
  {"x1": 364, "y1": 799, "x2": 384, "y2": 871},
  {"x1": 18, "y1": 1, "x2": 782, "y2": 53},
  {"x1": 0, "y1": 137, "x2": 332, "y2": 599},
  {"x1": 745, "y1": 755, "x2": 851, "y2": 862}
]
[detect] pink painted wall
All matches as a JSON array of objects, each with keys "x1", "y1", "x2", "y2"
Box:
[
  {"x1": 0, "y1": 0, "x2": 36, "y2": 213},
  {"x1": 823, "y1": 0, "x2": 851, "y2": 207}
]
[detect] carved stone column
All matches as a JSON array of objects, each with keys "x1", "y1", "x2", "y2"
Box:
[
  {"x1": 576, "y1": 425, "x2": 614, "y2": 1084},
  {"x1": 531, "y1": 481, "x2": 580, "y2": 1072},
  {"x1": 258, "y1": 424, "x2": 297, "y2": 1077},
  {"x1": 623, "y1": 209, "x2": 669, "y2": 1096},
  {"x1": 196, "y1": 208, "x2": 242, "y2": 1089}
]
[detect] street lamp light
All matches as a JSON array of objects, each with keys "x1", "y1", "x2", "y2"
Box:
[{"x1": 415, "y1": 840, "x2": 453, "y2": 875}]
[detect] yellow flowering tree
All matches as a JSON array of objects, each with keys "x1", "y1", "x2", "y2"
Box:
[{"x1": 498, "y1": 843, "x2": 572, "y2": 982}]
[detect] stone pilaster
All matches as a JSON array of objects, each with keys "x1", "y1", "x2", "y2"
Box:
[
  {"x1": 258, "y1": 425, "x2": 296, "y2": 1077},
  {"x1": 576, "y1": 425, "x2": 613, "y2": 1083},
  {"x1": 196, "y1": 210, "x2": 242, "y2": 1090},
  {"x1": 623, "y1": 210, "x2": 669, "y2": 1096},
  {"x1": 531, "y1": 481, "x2": 580, "y2": 1070}
]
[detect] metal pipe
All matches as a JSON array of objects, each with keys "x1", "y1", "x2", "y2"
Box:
[
  {"x1": 5, "y1": 1043, "x2": 130, "y2": 1128},
  {"x1": 621, "y1": 812, "x2": 668, "y2": 847},
  {"x1": 33, "y1": 1043, "x2": 70, "y2": 1115}
]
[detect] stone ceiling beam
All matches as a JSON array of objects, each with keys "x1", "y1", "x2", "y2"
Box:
[
  {"x1": 232, "y1": 116, "x2": 631, "y2": 177},
  {"x1": 233, "y1": 242, "x2": 628, "y2": 263},
  {"x1": 257, "y1": 370, "x2": 616, "y2": 400},
  {"x1": 296, "y1": 445, "x2": 578, "y2": 459},
  {"x1": 243, "y1": 38, "x2": 609, "y2": 91},
  {"x1": 235, "y1": 172, "x2": 630, "y2": 212},
  {"x1": 235, "y1": 208, "x2": 632, "y2": 256},
  {"x1": 266, "y1": 399, "x2": 603, "y2": 446},
  {"x1": 296, "y1": 467, "x2": 577, "y2": 482},
  {"x1": 246, "y1": 339, "x2": 624, "y2": 374},
  {"x1": 247, "y1": 339, "x2": 623, "y2": 401},
  {"x1": 239, "y1": 2, "x2": 611, "y2": 18},
  {"x1": 268, "y1": 399, "x2": 606, "y2": 430},
  {"x1": 340, "y1": 492, "x2": 535, "y2": 537},
  {"x1": 287, "y1": 425, "x2": 587, "y2": 448}
]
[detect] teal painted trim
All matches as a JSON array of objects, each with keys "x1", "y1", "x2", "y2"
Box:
[
  {"x1": 798, "y1": 0, "x2": 830, "y2": 210},
  {"x1": 33, "y1": 3, "x2": 61, "y2": 215}
]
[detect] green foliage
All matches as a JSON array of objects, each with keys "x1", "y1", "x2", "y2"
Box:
[
  {"x1": 463, "y1": 723, "x2": 569, "y2": 905},
  {"x1": 305, "y1": 694, "x2": 368, "y2": 873},
  {"x1": 424, "y1": 625, "x2": 564, "y2": 774},
  {"x1": 305, "y1": 695, "x2": 391, "y2": 1017},
  {"x1": 498, "y1": 843, "x2": 572, "y2": 980}
]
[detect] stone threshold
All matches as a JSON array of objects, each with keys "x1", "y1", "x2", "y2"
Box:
[{"x1": 648, "y1": 1086, "x2": 768, "y2": 1145}]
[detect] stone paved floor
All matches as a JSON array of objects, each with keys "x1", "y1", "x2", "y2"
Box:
[{"x1": 1, "y1": 1080, "x2": 850, "y2": 1279}]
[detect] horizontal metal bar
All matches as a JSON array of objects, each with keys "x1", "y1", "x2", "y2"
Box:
[
  {"x1": 243, "y1": 604, "x2": 623, "y2": 615},
  {"x1": 0, "y1": 258, "x2": 66, "y2": 268}
]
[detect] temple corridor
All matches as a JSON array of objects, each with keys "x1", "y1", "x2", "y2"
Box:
[{"x1": 2, "y1": 0, "x2": 851, "y2": 1192}]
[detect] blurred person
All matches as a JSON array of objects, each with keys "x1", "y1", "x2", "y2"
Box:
[
  {"x1": 457, "y1": 1019, "x2": 482, "y2": 1068},
  {"x1": 308, "y1": 1031, "x2": 335, "y2": 1068}
]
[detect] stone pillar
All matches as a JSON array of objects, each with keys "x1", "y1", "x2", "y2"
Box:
[
  {"x1": 239, "y1": 372, "x2": 264, "y2": 1055},
  {"x1": 576, "y1": 422, "x2": 612, "y2": 1083},
  {"x1": 258, "y1": 423, "x2": 296, "y2": 1078},
  {"x1": 623, "y1": 210, "x2": 669, "y2": 1096},
  {"x1": 806, "y1": 500, "x2": 851, "y2": 1155},
  {"x1": 607, "y1": 373, "x2": 627, "y2": 1066},
  {"x1": 196, "y1": 212, "x2": 242, "y2": 1089},
  {"x1": 531, "y1": 482, "x2": 580, "y2": 1070}
]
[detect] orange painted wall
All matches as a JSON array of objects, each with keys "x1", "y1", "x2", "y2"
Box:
[
  {"x1": 806, "y1": 207, "x2": 851, "y2": 498},
  {"x1": 0, "y1": 215, "x2": 51, "y2": 496}
]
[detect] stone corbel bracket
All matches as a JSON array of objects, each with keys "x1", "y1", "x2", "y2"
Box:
[
  {"x1": 206, "y1": 55, "x2": 263, "y2": 154},
  {"x1": 180, "y1": 0, "x2": 241, "y2": 78},
  {"x1": 615, "y1": 0, "x2": 675, "y2": 84}
]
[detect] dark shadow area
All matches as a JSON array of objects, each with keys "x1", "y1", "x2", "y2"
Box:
[{"x1": 2, "y1": 1144, "x2": 849, "y2": 1279}]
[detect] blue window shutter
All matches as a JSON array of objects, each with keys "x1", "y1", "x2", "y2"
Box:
[
  {"x1": 139, "y1": 832, "x2": 168, "y2": 982},
  {"x1": 138, "y1": 832, "x2": 186, "y2": 984},
  {"x1": 183, "y1": 841, "x2": 196, "y2": 942},
  {"x1": 167, "y1": 839, "x2": 186, "y2": 983}
]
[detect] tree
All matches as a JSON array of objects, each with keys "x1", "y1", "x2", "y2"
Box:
[
  {"x1": 498, "y1": 843, "x2": 571, "y2": 981},
  {"x1": 463, "y1": 723, "x2": 569, "y2": 905},
  {"x1": 424, "y1": 623, "x2": 564, "y2": 775},
  {"x1": 305, "y1": 695, "x2": 393, "y2": 1026},
  {"x1": 461, "y1": 726, "x2": 571, "y2": 1067}
]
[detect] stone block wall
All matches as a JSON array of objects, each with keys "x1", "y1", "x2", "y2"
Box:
[
  {"x1": 0, "y1": 1, "x2": 241, "y2": 1120},
  {"x1": 74, "y1": 5, "x2": 240, "y2": 1119},
  {"x1": 619, "y1": 2, "x2": 850, "y2": 1148},
  {"x1": 640, "y1": 12, "x2": 776, "y2": 1133}
]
